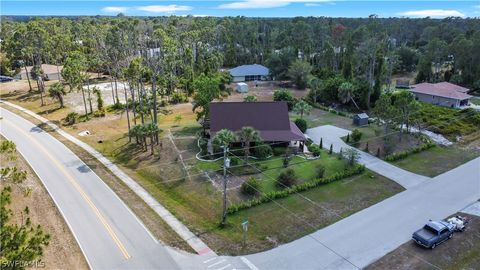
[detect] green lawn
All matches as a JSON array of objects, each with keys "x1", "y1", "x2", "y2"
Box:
[
  {"x1": 225, "y1": 170, "x2": 402, "y2": 254},
  {"x1": 390, "y1": 145, "x2": 480, "y2": 177},
  {"x1": 198, "y1": 149, "x2": 348, "y2": 193}
]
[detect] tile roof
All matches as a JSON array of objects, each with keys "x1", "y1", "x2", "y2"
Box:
[
  {"x1": 210, "y1": 101, "x2": 305, "y2": 141},
  {"x1": 229, "y1": 64, "x2": 269, "y2": 77},
  {"x1": 410, "y1": 82, "x2": 471, "y2": 100}
]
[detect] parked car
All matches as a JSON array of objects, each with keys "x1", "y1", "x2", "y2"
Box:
[
  {"x1": 0, "y1": 76, "x2": 13, "y2": 82},
  {"x1": 412, "y1": 221, "x2": 455, "y2": 249}
]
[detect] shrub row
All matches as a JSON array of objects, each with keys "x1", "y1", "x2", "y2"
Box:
[
  {"x1": 385, "y1": 142, "x2": 436, "y2": 162},
  {"x1": 227, "y1": 165, "x2": 365, "y2": 214}
]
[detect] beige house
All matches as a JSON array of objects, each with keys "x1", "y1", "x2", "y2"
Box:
[
  {"x1": 409, "y1": 82, "x2": 471, "y2": 108},
  {"x1": 17, "y1": 64, "x2": 63, "y2": 81}
]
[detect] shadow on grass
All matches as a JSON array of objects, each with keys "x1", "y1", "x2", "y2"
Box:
[{"x1": 37, "y1": 106, "x2": 63, "y2": 116}]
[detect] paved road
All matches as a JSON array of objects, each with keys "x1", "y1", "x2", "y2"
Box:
[
  {"x1": 0, "y1": 108, "x2": 181, "y2": 269},
  {"x1": 245, "y1": 156, "x2": 480, "y2": 269},
  {"x1": 307, "y1": 125, "x2": 430, "y2": 188}
]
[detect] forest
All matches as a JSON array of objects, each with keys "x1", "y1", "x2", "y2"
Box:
[{"x1": 1, "y1": 15, "x2": 479, "y2": 125}]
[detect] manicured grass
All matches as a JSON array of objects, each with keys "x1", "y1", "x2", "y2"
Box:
[
  {"x1": 198, "y1": 150, "x2": 347, "y2": 193},
  {"x1": 225, "y1": 170, "x2": 403, "y2": 254},
  {"x1": 390, "y1": 145, "x2": 479, "y2": 177}
]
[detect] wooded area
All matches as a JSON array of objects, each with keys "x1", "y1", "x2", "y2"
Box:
[{"x1": 1, "y1": 15, "x2": 479, "y2": 138}]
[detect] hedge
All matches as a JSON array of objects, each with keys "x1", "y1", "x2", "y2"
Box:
[
  {"x1": 227, "y1": 165, "x2": 365, "y2": 214},
  {"x1": 385, "y1": 142, "x2": 436, "y2": 162}
]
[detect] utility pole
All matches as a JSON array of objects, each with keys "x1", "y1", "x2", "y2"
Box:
[{"x1": 221, "y1": 146, "x2": 230, "y2": 226}]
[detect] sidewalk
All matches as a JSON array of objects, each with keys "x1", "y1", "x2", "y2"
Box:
[
  {"x1": 306, "y1": 125, "x2": 430, "y2": 189},
  {"x1": 0, "y1": 100, "x2": 215, "y2": 256}
]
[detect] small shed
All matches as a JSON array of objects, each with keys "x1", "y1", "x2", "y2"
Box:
[
  {"x1": 353, "y1": 113, "x2": 369, "y2": 126},
  {"x1": 236, "y1": 82, "x2": 249, "y2": 93}
]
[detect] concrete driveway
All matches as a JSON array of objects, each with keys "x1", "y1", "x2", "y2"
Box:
[{"x1": 306, "y1": 125, "x2": 430, "y2": 189}]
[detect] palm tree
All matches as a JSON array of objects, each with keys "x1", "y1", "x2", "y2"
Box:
[
  {"x1": 145, "y1": 122, "x2": 160, "y2": 155},
  {"x1": 48, "y1": 82, "x2": 66, "y2": 108},
  {"x1": 293, "y1": 100, "x2": 312, "y2": 119},
  {"x1": 212, "y1": 129, "x2": 237, "y2": 150},
  {"x1": 237, "y1": 127, "x2": 261, "y2": 163},
  {"x1": 338, "y1": 82, "x2": 360, "y2": 110}
]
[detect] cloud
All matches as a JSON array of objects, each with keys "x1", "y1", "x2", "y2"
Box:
[
  {"x1": 101, "y1": 6, "x2": 128, "y2": 13},
  {"x1": 398, "y1": 9, "x2": 465, "y2": 18},
  {"x1": 136, "y1": 5, "x2": 193, "y2": 13},
  {"x1": 219, "y1": 0, "x2": 332, "y2": 10}
]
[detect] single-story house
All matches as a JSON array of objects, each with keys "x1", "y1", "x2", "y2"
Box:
[
  {"x1": 236, "y1": 82, "x2": 249, "y2": 93},
  {"x1": 409, "y1": 82, "x2": 471, "y2": 108},
  {"x1": 208, "y1": 101, "x2": 306, "y2": 151},
  {"x1": 16, "y1": 64, "x2": 63, "y2": 81},
  {"x1": 229, "y1": 64, "x2": 269, "y2": 82},
  {"x1": 353, "y1": 113, "x2": 369, "y2": 126}
]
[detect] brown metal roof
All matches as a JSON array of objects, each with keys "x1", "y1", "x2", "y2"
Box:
[{"x1": 210, "y1": 101, "x2": 305, "y2": 141}]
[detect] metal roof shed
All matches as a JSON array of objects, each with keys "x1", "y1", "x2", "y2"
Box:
[
  {"x1": 353, "y1": 113, "x2": 369, "y2": 126},
  {"x1": 236, "y1": 82, "x2": 249, "y2": 93}
]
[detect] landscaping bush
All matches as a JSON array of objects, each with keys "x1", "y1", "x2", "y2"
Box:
[
  {"x1": 229, "y1": 156, "x2": 242, "y2": 167},
  {"x1": 273, "y1": 89, "x2": 297, "y2": 110},
  {"x1": 385, "y1": 142, "x2": 436, "y2": 161},
  {"x1": 254, "y1": 143, "x2": 273, "y2": 159},
  {"x1": 227, "y1": 165, "x2": 365, "y2": 214},
  {"x1": 198, "y1": 138, "x2": 209, "y2": 156},
  {"x1": 351, "y1": 129, "x2": 362, "y2": 142},
  {"x1": 277, "y1": 168, "x2": 296, "y2": 188},
  {"x1": 316, "y1": 165, "x2": 326, "y2": 178},
  {"x1": 273, "y1": 147, "x2": 287, "y2": 156},
  {"x1": 283, "y1": 155, "x2": 291, "y2": 167},
  {"x1": 241, "y1": 177, "x2": 261, "y2": 196},
  {"x1": 308, "y1": 144, "x2": 321, "y2": 157},
  {"x1": 411, "y1": 103, "x2": 480, "y2": 140},
  {"x1": 65, "y1": 112, "x2": 78, "y2": 125},
  {"x1": 93, "y1": 108, "x2": 106, "y2": 117},
  {"x1": 170, "y1": 92, "x2": 188, "y2": 104},
  {"x1": 305, "y1": 138, "x2": 313, "y2": 147},
  {"x1": 294, "y1": 118, "x2": 307, "y2": 133}
]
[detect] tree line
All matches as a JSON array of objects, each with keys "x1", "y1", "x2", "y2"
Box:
[{"x1": 1, "y1": 15, "x2": 479, "y2": 148}]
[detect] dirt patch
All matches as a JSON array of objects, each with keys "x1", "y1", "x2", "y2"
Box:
[
  {"x1": 366, "y1": 213, "x2": 480, "y2": 270},
  {"x1": 224, "y1": 81, "x2": 308, "y2": 102},
  {"x1": 0, "y1": 137, "x2": 88, "y2": 269},
  {"x1": 356, "y1": 132, "x2": 425, "y2": 158}
]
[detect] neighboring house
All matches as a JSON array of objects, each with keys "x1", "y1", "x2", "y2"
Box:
[
  {"x1": 208, "y1": 101, "x2": 306, "y2": 151},
  {"x1": 229, "y1": 64, "x2": 269, "y2": 82},
  {"x1": 16, "y1": 64, "x2": 63, "y2": 81},
  {"x1": 409, "y1": 82, "x2": 471, "y2": 108}
]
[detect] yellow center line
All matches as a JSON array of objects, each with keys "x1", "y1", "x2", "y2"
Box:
[{"x1": 4, "y1": 119, "x2": 131, "y2": 260}]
